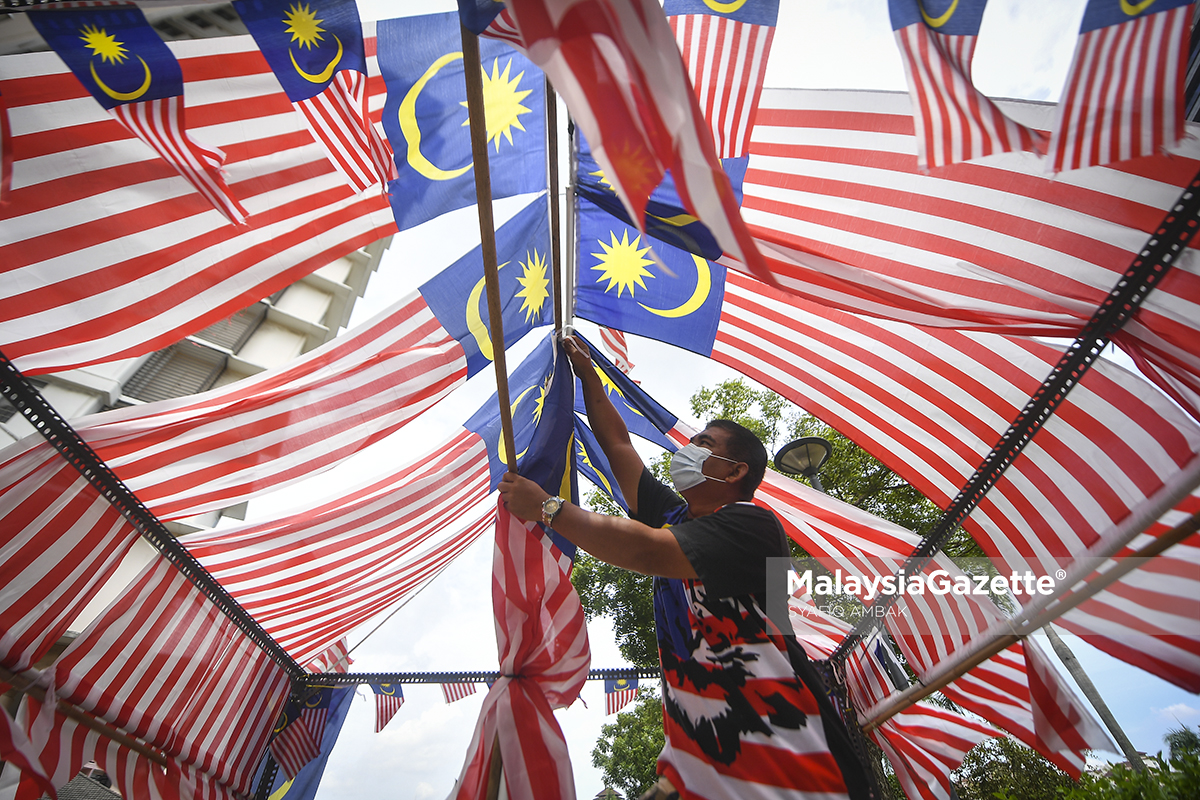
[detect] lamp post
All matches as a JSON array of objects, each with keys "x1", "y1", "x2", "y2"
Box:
[{"x1": 774, "y1": 436, "x2": 833, "y2": 493}]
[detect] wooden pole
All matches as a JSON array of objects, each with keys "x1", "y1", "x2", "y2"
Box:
[
  {"x1": 460, "y1": 25, "x2": 512, "y2": 798},
  {"x1": 859, "y1": 509, "x2": 1200, "y2": 732},
  {"x1": 0, "y1": 666, "x2": 167, "y2": 766},
  {"x1": 1043, "y1": 623, "x2": 1145, "y2": 771},
  {"x1": 460, "y1": 24, "x2": 518, "y2": 473},
  {"x1": 544, "y1": 76, "x2": 563, "y2": 335}
]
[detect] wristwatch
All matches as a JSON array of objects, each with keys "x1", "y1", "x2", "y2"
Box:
[{"x1": 541, "y1": 495, "x2": 565, "y2": 527}]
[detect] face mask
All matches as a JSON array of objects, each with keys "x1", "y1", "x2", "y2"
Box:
[{"x1": 670, "y1": 443, "x2": 738, "y2": 492}]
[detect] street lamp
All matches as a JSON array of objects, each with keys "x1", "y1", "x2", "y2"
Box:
[{"x1": 774, "y1": 436, "x2": 833, "y2": 493}]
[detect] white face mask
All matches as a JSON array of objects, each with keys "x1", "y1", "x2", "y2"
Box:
[{"x1": 669, "y1": 443, "x2": 738, "y2": 492}]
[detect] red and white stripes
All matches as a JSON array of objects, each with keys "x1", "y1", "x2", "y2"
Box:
[
  {"x1": 1049, "y1": 4, "x2": 1192, "y2": 172},
  {"x1": 670, "y1": 11, "x2": 774, "y2": 160},
  {"x1": 0, "y1": 445, "x2": 140, "y2": 673},
  {"x1": 442, "y1": 683, "x2": 478, "y2": 704},
  {"x1": 893, "y1": 24, "x2": 1044, "y2": 169},
  {"x1": 51, "y1": 557, "x2": 291, "y2": 794},
  {"x1": 735, "y1": 88, "x2": 1200, "y2": 420},
  {"x1": 184, "y1": 431, "x2": 493, "y2": 665},
  {"x1": 110, "y1": 96, "x2": 247, "y2": 224},
  {"x1": 0, "y1": 33, "x2": 397, "y2": 374},
  {"x1": 450, "y1": 499, "x2": 589, "y2": 800},
  {"x1": 598, "y1": 327, "x2": 635, "y2": 376},
  {"x1": 294, "y1": 69, "x2": 396, "y2": 194}
]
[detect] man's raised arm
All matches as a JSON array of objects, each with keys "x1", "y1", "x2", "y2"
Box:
[{"x1": 564, "y1": 335, "x2": 647, "y2": 514}]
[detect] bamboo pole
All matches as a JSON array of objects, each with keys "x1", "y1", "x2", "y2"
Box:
[
  {"x1": 859, "y1": 507, "x2": 1200, "y2": 732},
  {"x1": 0, "y1": 666, "x2": 167, "y2": 766},
  {"x1": 544, "y1": 76, "x2": 563, "y2": 335}
]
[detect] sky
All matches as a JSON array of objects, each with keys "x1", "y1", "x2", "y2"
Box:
[{"x1": 237, "y1": 2, "x2": 1199, "y2": 798}]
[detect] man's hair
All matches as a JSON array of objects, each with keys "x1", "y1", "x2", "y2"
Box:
[{"x1": 706, "y1": 419, "x2": 767, "y2": 499}]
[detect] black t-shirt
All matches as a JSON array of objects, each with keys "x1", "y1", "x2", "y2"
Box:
[
  {"x1": 633, "y1": 467, "x2": 876, "y2": 800},
  {"x1": 631, "y1": 467, "x2": 791, "y2": 600}
]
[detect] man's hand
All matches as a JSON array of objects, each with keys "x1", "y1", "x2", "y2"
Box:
[
  {"x1": 498, "y1": 471, "x2": 551, "y2": 523},
  {"x1": 563, "y1": 335, "x2": 593, "y2": 378}
]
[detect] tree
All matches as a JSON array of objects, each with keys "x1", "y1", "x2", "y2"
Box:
[
  {"x1": 952, "y1": 736, "x2": 1073, "y2": 800},
  {"x1": 1165, "y1": 725, "x2": 1200, "y2": 760},
  {"x1": 590, "y1": 689, "x2": 665, "y2": 799}
]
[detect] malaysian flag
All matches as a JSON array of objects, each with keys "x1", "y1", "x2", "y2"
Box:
[
  {"x1": 665, "y1": 0, "x2": 778, "y2": 160},
  {"x1": 28, "y1": 6, "x2": 247, "y2": 224},
  {"x1": 234, "y1": 0, "x2": 396, "y2": 193},
  {"x1": 0, "y1": 702, "x2": 57, "y2": 800},
  {"x1": 442, "y1": 683, "x2": 478, "y2": 704},
  {"x1": 377, "y1": 11, "x2": 546, "y2": 232},
  {"x1": 450, "y1": 335, "x2": 590, "y2": 799},
  {"x1": 1048, "y1": 0, "x2": 1194, "y2": 171},
  {"x1": 604, "y1": 677, "x2": 639, "y2": 715},
  {"x1": 372, "y1": 684, "x2": 405, "y2": 732},
  {"x1": 889, "y1": 0, "x2": 1044, "y2": 169},
  {"x1": 257, "y1": 687, "x2": 354, "y2": 800},
  {"x1": 269, "y1": 700, "x2": 321, "y2": 779},
  {"x1": 0, "y1": 31, "x2": 396, "y2": 376},
  {"x1": 501, "y1": 0, "x2": 773, "y2": 286}
]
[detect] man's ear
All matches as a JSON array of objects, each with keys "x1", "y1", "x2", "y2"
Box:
[{"x1": 726, "y1": 462, "x2": 749, "y2": 485}]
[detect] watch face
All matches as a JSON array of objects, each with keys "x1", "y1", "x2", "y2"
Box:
[{"x1": 544, "y1": 497, "x2": 562, "y2": 514}]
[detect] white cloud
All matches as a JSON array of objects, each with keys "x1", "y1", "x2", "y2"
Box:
[{"x1": 1154, "y1": 703, "x2": 1200, "y2": 723}]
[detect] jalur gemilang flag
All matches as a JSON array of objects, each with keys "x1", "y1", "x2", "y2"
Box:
[
  {"x1": 604, "y1": 677, "x2": 639, "y2": 715},
  {"x1": 889, "y1": 0, "x2": 1044, "y2": 168},
  {"x1": 29, "y1": 5, "x2": 248, "y2": 223},
  {"x1": 235, "y1": 0, "x2": 396, "y2": 192},
  {"x1": 1048, "y1": 0, "x2": 1194, "y2": 171},
  {"x1": 372, "y1": 683, "x2": 405, "y2": 733}
]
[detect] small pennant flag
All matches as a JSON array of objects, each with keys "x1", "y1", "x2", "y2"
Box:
[
  {"x1": 371, "y1": 683, "x2": 405, "y2": 733},
  {"x1": 442, "y1": 682, "x2": 477, "y2": 704},
  {"x1": 604, "y1": 677, "x2": 639, "y2": 716}
]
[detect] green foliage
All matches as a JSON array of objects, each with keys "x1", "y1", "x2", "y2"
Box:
[
  {"x1": 572, "y1": 551, "x2": 657, "y2": 667},
  {"x1": 591, "y1": 689, "x2": 665, "y2": 800},
  {"x1": 1059, "y1": 753, "x2": 1200, "y2": 800},
  {"x1": 953, "y1": 737, "x2": 1073, "y2": 800},
  {"x1": 1164, "y1": 725, "x2": 1200, "y2": 760},
  {"x1": 690, "y1": 379, "x2": 790, "y2": 449}
]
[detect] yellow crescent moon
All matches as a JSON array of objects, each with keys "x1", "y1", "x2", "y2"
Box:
[
  {"x1": 497, "y1": 385, "x2": 536, "y2": 466},
  {"x1": 703, "y1": 0, "x2": 748, "y2": 12},
  {"x1": 269, "y1": 779, "x2": 295, "y2": 800},
  {"x1": 920, "y1": 0, "x2": 959, "y2": 28},
  {"x1": 1121, "y1": 0, "x2": 1156, "y2": 14},
  {"x1": 380, "y1": 683, "x2": 395, "y2": 695},
  {"x1": 399, "y1": 52, "x2": 472, "y2": 181},
  {"x1": 290, "y1": 34, "x2": 344, "y2": 84},
  {"x1": 466, "y1": 261, "x2": 509, "y2": 361},
  {"x1": 90, "y1": 56, "x2": 151, "y2": 102},
  {"x1": 639, "y1": 255, "x2": 711, "y2": 318}
]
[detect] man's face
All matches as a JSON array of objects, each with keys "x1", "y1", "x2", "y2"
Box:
[{"x1": 690, "y1": 427, "x2": 741, "y2": 483}]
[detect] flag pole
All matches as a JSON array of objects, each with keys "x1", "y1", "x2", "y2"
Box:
[
  {"x1": 460, "y1": 24, "x2": 511, "y2": 799},
  {"x1": 545, "y1": 76, "x2": 564, "y2": 335},
  {"x1": 461, "y1": 24, "x2": 518, "y2": 473}
]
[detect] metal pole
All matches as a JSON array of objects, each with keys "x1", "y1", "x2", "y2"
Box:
[
  {"x1": 544, "y1": 76, "x2": 563, "y2": 335},
  {"x1": 859, "y1": 504, "x2": 1200, "y2": 731}
]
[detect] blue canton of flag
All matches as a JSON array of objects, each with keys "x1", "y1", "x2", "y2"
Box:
[
  {"x1": 604, "y1": 677, "x2": 639, "y2": 715},
  {"x1": 1079, "y1": 0, "x2": 1193, "y2": 32},
  {"x1": 573, "y1": 417, "x2": 628, "y2": 512},
  {"x1": 261, "y1": 687, "x2": 353, "y2": 799},
  {"x1": 419, "y1": 197, "x2": 552, "y2": 378},
  {"x1": 234, "y1": 0, "x2": 366, "y2": 102},
  {"x1": 464, "y1": 332, "x2": 578, "y2": 557},
  {"x1": 664, "y1": 0, "x2": 778, "y2": 24},
  {"x1": 574, "y1": 198, "x2": 725, "y2": 358},
  {"x1": 571, "y1": 332, "x2": 677, "y2": 453},
  {"x1": 377, "y1": 11, "x2": 546, "y2": 232},
  {"x1": 576, "y1": 134, "x2": 748, "y2": 261},
  {"x1": 887, "y1": 0, "x2": 986, "y2": 36},
  {"x1": 457, "y1": 0, "x2": 508, "y2": 34},
  {"x1": 30, "y1": 7, "x2": 182, "y2": 110}
]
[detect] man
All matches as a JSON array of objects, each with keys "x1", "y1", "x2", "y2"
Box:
[{"x1": 499, "y1": 336, "x2": 873, "y2": 800}]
